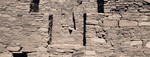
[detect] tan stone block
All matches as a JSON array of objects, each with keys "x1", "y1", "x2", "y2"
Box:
[
  {"x1": 38, "y1": 27, "x2": 48, "y2": 32},
  {"x1": 103, "y1": 20, "x2": 118, "y2": 27},
  {"x1": 146, "y1": 42, "x2": 150, "y2": 48},
  {"x1": 0, "y1": 53, "x2": 12, "y2": 57},
  {"x1": 21, "y1": 47, "x2": 36, "y2": 52},
  {"x1": 36, "y1": 47, "x2": 47, "y2": 52},
  {"x1": 7, "y1": 46, "x2": 21, "y2": 52},
  {"x1": 86, "y1": 20, "x2": 98, "y2": 25},
  {"x1": 130, "y1": 41, "x2": 142, "y2": 46},
  {"x1": 85, "y1": 51, "x2": 96, "y2": 55},
  {"x1": 144, "y1": 0, "x2": 150, "y2": 3},
  {"x1": 91, "y1": 38, "x2": 106, "y2": 43},
  {"x1": 119, "y1": 20, "x2": 138, "y2": 26},
  {"x1": 138, "y1": 22, "x2": 150, "y2": 26}
]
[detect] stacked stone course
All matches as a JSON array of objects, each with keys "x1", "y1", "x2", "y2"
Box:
[{"x1": 0, "y1": 0, "x2": 150, "y2": 57}]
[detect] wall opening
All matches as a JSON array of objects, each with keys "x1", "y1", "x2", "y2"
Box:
[
  {"x1": 13, "y1": 52, "x2": 28, "y2": 57},
  {"x1": 83, "y1": 13, "x2": 87, "y2": 46},
  {"x1": 77, "y1": 0, "x2": 83, "y2": 5},
  {"x1": 72, "y1": 12, "x2": 76, "y2": 30},
  {"x1": 29, "y1": 0, "x2": 40, "y2": 12},
  {"x1": 97, "y1": 0, "x2": 104, "y2": 13},
  {"x1": 48, "y1": 15, "x2": 53, "y2": 44}
]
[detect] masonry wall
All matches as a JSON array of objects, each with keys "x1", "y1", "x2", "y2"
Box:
[{"x1": 0, "y1": 0, "x2": 150, "y2": 57}]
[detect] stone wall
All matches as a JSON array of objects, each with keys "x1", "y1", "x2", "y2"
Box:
[{"x1": 0, "y1": 0, "x2": 150, "y2": 57}]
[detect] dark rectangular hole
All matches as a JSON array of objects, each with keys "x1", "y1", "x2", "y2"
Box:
[
  {"x1": 48, "y1": 15, "x2": 53, "y2": 44},
  {"x1": 72, "y1": 12, "x2": 76, "y2": 30},
  {"x1": 13, "y1": 52, "x2": 28, "y2": 57},
  {"x1": 29, "y1": 0, "x2": 40, "y2": 12},
  {"x1": 83, "y1": 13, "x2": 87, "y2": 46},
  {"x1": 97, "y1": 0, "x2": 104, "y2": 13}
]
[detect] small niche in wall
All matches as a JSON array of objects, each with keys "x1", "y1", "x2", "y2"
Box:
[
  {"x1": 83, "y1": 13, "x2": 87, "y2": 46},
  {"x1": 29, "y1": 0, "x2": 40, "y2": 12},
  {"x1": 13, "y1": 52, "x2": 28, "y2": 57},
  {"x1": 97, "y1": 0, "x2": 104, "y2": 13}
]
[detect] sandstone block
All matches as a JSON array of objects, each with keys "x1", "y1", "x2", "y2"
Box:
[
  {"x1": 21, "y1": 47, "x2": 36, "y2": 52},
  {"x1": 36, "y1": 47, "x2": 47, "y2": 52},
  {"x1": 119, "y1": 20, "x2": 138, "y2": 26},
  {"x1": 144, "y1": 0, "x2": 150, "y2": 2},
  {"x1": 91, "y1": 38, "x2": 106, "y2": 43},
  {"x1": 86, "y1": 20, "x2": 98, "y2": 25},
  {"x1": 7, "y1": 47, "x2": 21, "y2": 52},
  {"x1": 38, "y1": 27, "x2": 48, "y2": 32},
  {"x1": 103, "y1": 20, "x2": 118, "y2": 27},
  {"x1": 146, "y1": 42, "x2": 150, "y2": 48},
  {"x1": 130, "y1": 41, "x2": 142, "y2": 46},
  {"x1": 85, "y1": 51, "x2": 96, "y2": 55},
  {"x1": 0, "y1": 53, "x2": 12, "y2": 57},
  {"x1": 138, "y1": 22, "x2": 150, "y2": 26}
]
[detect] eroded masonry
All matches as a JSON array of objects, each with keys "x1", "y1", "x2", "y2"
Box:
[{"x1": 0, "y1": 0, "x2": 150, "y2": 57}]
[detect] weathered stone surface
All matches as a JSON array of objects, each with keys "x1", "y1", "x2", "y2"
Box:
[
  {"x1": 144, "y1": 0, "x2": 150, "y2": 2},
  {"x1": 130, "y1": 41, "x2": 142, "y2": 46},
  {"x1": 36, "y1": 47, "x2": 47, "y2": 52},
  {"x1": 0, "y1": 0, "x2": 150, "y2": 57},
  {"x1": 138, "y1": 22, "x2": 150, "y2": 26},
  {"x1": 21, "y1": 47, "x2": 36, "y2": 52},
  {"x1": 119, "y1": 20, "x2": 138, "y2": 26},
  {"x1": 91, "y1": 38, "x2": 106, "y2": 43},
  {"x1": 38, "y1": 27, "x2": 48, "y2": 32},
  {"x1": 146, "y1": 42, "x2": 150, "y2": 48},
  {"x1": 103, "y1": 20, "x2": 118, "y2": 27},
  {"x1": 86, "y1": 20, "x2": 99, "y2": 25},
  {"x1": 0, "y1": 53, "x2": 12, "y2": 57},
  {"x1": 7, "y1": 47, "x2": 21, "y2": 52},
  {"x1": 85, "y1": 51, "x2": 96, "y2": 56}
]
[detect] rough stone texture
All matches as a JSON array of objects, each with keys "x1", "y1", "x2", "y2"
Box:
[{"x1": 0, "y1": 0, "x2": 150, "y2": 57}]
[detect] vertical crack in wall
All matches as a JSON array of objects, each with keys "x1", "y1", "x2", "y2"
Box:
[
  {"x1": 48, "y1": 15, "x2": 53, "y2": 44},
  {"x1": 97, "y1": 0, "x2": 104, "y2": 13},
  {"x1": 29, "y1": 0, "x2": 40, "y2": 12},
  {"x1": 83, "y1": 13, "x2": 87, "y2": 46}
]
